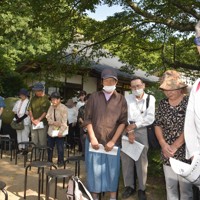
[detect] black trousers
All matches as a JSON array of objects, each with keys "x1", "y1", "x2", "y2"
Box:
[
  {"x1": 67, "y1": 123, "x2": 76, "y2": 148},
  {"x1": 193, "y1": 185, "x2": 200, "y2": 200}
]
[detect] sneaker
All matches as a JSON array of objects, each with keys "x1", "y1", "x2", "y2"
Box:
[
  {"x1": 122, "y1": 186, "x2": 136, "y2": 199},
  {"x1": 138, "y1": 190, "x2": 146, "y2": 200}
]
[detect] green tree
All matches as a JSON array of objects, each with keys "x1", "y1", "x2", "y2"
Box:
[
  {"x1": 1, "y1": 0, "x2": 200, "y2": 83},
  {"x1": 80, "y1": 0, "x2": 200, "y2": 77},
  {"x1": 0, "y1": 0, "x2": 97, "y2": 92}
]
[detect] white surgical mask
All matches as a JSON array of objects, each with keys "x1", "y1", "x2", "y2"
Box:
[
  {"x1": 103, "y1": 85, "x2": 116, "y2": 93},
  {"x1": 132, "y1": 88, "x2": 144, "y2": 97}
]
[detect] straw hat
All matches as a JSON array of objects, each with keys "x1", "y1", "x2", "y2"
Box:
[{"x1": 159, "y1": 70, "x2": 187, "y2": 90}]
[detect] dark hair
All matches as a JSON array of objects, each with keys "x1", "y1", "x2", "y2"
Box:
[
  {"x1": 84, "y1": 93, "x2": 91, "y2": 101},
  {"x1": 130, "y1": 77, "x2": 144, "y2": 83},
  {"x1": 78, "y1": 90, "x2": 87, "y2": 97}
]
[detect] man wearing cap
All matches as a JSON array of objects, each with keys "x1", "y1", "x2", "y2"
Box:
[
  {"x1": 84, "y1": 68, "x2": 127, "y2": 200},
  {"x1": 121, "y1": 77, "x2": 155, "y2": 200},
  {"x1": 46, "y1": 92, "x2": 68, "y2": 167},
  {"x1": 28, "y1": 82, "x2": 50, "y2": 148},
  {"x1": 12, "y1": 88, "x2": 31, "y2": 152}
]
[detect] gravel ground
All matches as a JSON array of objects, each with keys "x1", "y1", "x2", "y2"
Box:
[{"x1": 0, "y1": 148, "x2": 166, "y2": 200}]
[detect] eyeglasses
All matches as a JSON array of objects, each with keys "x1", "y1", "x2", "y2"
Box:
[
  {"x1": 130, "y1": 84, "x2": 143, "y2": 90},
  {"x1": 194, "y1": 37, "x2": 200, "y2": 46}
]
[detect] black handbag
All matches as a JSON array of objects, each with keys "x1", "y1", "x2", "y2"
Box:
[
  {"x1": 146, "y1": 95, "x2": 160, "y2": 149},
  {"x1": 10, "y1": 120, "x2": 24, "y2": 130}
]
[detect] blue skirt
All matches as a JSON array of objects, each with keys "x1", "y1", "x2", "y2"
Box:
[{"x1": 85, "y1": 138, "x2": 120, "y2": 193}]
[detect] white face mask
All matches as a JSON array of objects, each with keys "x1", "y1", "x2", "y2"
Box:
[
  {"x1": 103, "y1": 85, "x2": 116, "y2": 93},
  {"x1": 132, "y1": 88, "x2": 144, "y2": 97}
]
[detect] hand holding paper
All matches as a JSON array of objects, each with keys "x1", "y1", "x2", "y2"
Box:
[
  {"x1": 51, "y1": 129, "x2": 68, "y2": 137},
  {"x1": 89, "y1": 143, "x2": 118, "y2": 156},
  {"x1": 121, "y1": 135, "x2": 144, "y2": 161},
  {"x1": 32, "y1": 122, "x2": 44, "y2": 130}
]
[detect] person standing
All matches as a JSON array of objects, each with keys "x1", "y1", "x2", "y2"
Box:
[
  {"x1": 77, "y1": 93, "x2": 91, "y2": 157},
  {"x1": 12, "y1": 88, "x2": 31, "y2": 152},
  {"x1": 0, "y1": 95, "x2": 5, "y2": 131},
  {"x1": 28, "y1": 82, "x2": 50, "y2": 147},
  {"x1": 121, "y1": 77, "x2": 155, "y2": 200},
  {"x1": 184, "y1": 20, "x2": 200, "y2": 200},
  {"x1": 154, "y1": 70, "x2": 193, "y2": 200},
  {"x1": 84, "y1": 68, "x2": 127, "y2": 200},
  {"x1": 76, "y1": 90, "x2": 87, "y2": 110},
  {"x1": 184, "y1": 20, "x2": 200, "y2": 161},
  {"x1": 46, "y1": 92, "x2": 68, "y2": 167},
  {"x1": 66, "y1": 98, "x2": 78, "y2": 150}
]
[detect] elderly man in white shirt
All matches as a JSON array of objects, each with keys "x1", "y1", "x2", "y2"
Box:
[{"x1": 121, "y1": 77, "x2": 155, "y2": 200}]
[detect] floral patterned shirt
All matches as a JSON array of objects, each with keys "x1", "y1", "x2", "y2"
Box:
[{"x1": 154, "y1": 95, "x2": 190, "y2": 165}]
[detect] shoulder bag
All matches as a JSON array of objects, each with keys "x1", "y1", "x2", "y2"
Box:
[
  {"x1": 146, "y1": 95, "x2": 160, "y2": 149},
  {"x1": 11, "y1": 100, "x2": 29, "y2": 130},
  {"x1": 10, "y1": 120, "x2": 24, "y2": 130}
]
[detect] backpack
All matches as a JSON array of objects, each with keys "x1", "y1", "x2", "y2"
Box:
[{"x1": 66, "y1": 176, "x2": 93, "y2": 200}]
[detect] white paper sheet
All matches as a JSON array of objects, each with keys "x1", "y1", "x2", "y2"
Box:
[
  {"x1": 32, "y1": 121, "x2": 44, "y2": 130},
  {"x1": 121, "y1": 135, "x2": 144, "y2": 161},
  {"x1": 89, "y1": 143, "x2": 118, "y2": 156},
  {"x1": 51, "y1": 129, "x2": 68, "y2": 137},
  {"x1": 170, "y1": 152, "x2": 200, "y2": 186},
  {"x1": 52, "y1": 130, "x2": 59, "y2": 137}
]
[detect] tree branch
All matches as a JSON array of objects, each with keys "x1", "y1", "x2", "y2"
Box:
[
  {"x1": 170, "y1": 0, "x2": 200, "y2": 19},
  {"x1": 162, "y1": 57, "x2": 200, "y2": 71},
  {"x1": 65, "y1": 26, "x2": 135, "y2": 58},
  {"x1": 125, "y1": 0, "x2": 196, "y2": 32}
]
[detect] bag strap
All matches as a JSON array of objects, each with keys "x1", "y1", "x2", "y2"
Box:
[
  {"x1": 17, "y1": 100, "x2": 30, "y2": 116},
  {"x1": 25, "y1": 100, "x2": 30, "y2": 114},
  {"x1": 146, "y1": 94, "x2": 150, "y2": 109},
  {"x1": 74, "y1": 176, "x2": 93, "y2": 200}
]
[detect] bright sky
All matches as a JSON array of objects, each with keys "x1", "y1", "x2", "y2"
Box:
[{"x1": 86, "y1": 4, "x2": 123, "y2": 21}]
